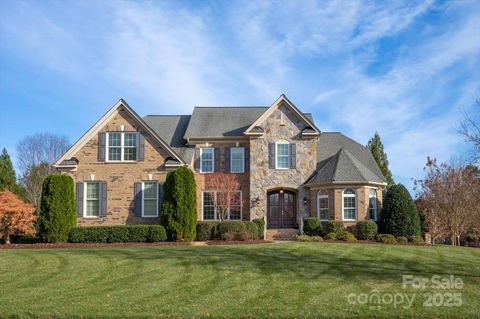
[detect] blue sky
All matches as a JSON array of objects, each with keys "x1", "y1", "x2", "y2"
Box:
[{"x1": 0, "y1": 0, "x2": 479, "y2": 192}]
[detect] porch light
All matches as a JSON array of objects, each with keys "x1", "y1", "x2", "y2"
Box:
[{"x1": 279, "y1": 189, "x2": 284, "y2": 194}]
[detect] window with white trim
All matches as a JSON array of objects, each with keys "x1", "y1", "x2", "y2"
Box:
[
  {"x1": 230, "y1": 147, "x2": 244, "y2": 173},
  {"x1": 317, "y1": 193, "x2": 329, "y2": 220},
  {"x1": 85, "y1": 182, "x2": 100, "y2": 217},
  {"x1": 200, "y1": 148, "x2": 214, "y2": 173},
  {"x1": 142, "y1": 181, "x2": 158, "y2": 217},
  {"x1": 342, "y1": 189, "x2": 356, "y2": 220},
  {"x1": 276, "y1": 141, "x2": 290, "y2": 169},
  {"x1": 107, "y1": 132, "x2": 138, "y2": 161},
  {"x1": 369, "y1": 189, "x2": 377, "y2": 220},
  {"x1": 202, "y1": 191, "x2": 242, "y2": 220}
]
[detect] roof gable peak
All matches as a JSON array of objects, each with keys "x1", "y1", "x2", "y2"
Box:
[{"x1": 244, "y1": 95, "x2": 320, "y2": 135}]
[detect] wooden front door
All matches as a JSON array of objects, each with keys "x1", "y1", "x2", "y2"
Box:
[{"x1": 267, "y1": 190, "x2": 296, "y2": 228}]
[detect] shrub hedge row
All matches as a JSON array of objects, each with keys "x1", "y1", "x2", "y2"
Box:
[
  {"x1": 195, "y1": 221, "x2": 259, "y2": 241},
  {"x1": 68, "y1": 225, "x2": 167, "y2": 243},
  {"x1": 252, "y1": 218, "x2": 265, "y2": 239}
]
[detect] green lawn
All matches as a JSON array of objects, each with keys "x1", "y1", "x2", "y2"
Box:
[{"x1": 1, "y1": 242, "x2": 479, "y2": 318}]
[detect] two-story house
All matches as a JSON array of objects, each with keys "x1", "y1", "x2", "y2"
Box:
[{"x1": 54, "y1": 95, "x2": 387, "y2": 233}]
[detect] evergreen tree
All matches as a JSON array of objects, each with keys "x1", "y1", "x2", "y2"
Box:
[
  {"x1": 0, "y1": 148, "x2": 20, "y2": 194},
  {"x1": 38, "y1": 174, "x2": 76, "y2": 242},
  {"x1": 379, "y1": 184, "x2": 421, "y2": 237},
  {"x1": 160, "y1": 167, "x2": 197, "y2": 241},
  {"x1": 367, "y1": 132, "x2": 394, "y2": 185}
]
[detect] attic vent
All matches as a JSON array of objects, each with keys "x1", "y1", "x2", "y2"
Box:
[{"x1": 280, "y1": 112, "x2": 285, "y2": 126}]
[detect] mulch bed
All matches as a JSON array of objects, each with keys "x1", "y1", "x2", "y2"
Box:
[{"x1": 0, "y1": 240, "x2": 273, "y2": 249}]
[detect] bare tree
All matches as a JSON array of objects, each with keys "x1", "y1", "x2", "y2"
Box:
[
  {"x1": 459, "y1": 99, "x2": 480, "y2": 162},
  {"x1": 206, "y1": 173, "x2": 241, "y2": 222},
  {"x1": 416, "y1": 158, "x2": 480, "y2": 246},
  {"x1": 16, "y1": 133, "x2": 70, "y2": 211}
]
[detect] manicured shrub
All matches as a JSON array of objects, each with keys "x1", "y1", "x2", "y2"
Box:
[
  {"x1": 10, "y1": 235, "x2": 40, "y2": 244},
  {"x1": 324, "y1": 232, "x2": 337, "y2": 240},
  {"x1": 107, "y1": 226, "x2": 130, "y2": 243},
  {"x1": 298, "y1": 235, "x2": 323, "y2": 242},
  {"x1": 303, "y1": 217, "x2": 322, "y2": 236},
  {"x1": 244, "y1": 221, "x2": 259, "y2": 240},
  {"x1": 222, "y1": 232, "x2": 236, "y2": 241},
  {"x1": 161, "y1": 167, "x2": 197, "y2": 241},
  {"x1": 215, "y1": 221, "x2": 258, "y2": 241},
  {"x1": 338, "y1": 231, "x2": 357, "y2": 242},
  {"x1": 196, "y1": 222, "x2": 219, "y2": 241},
  {"x1": 356, "y1": 221, "x2": 378, "y2": 240},
  {"x1": 147, "y1": 225, "x2": 167, "y2": 242},
  {"x1": 323, "y1": 221, "x2": 345, "y2": 236},
  {"x1": 397, "y1": 236, "x2": 408, "y2": 244},
  {"x1": 38, "y1": 174, "x2": 76, "y2": 242},
  {"x1": 252, "y1": 218, "x2": 265, "y2": 239},
  {"x1": 378, "y1": 234, "x2": 396, "y2": 244},
  {"x1": 378, "y1": 184, "x2": 421, "y2": 237},
  {"x1": 128, "y1": 225, "x2": 150, "y2": 242},
  {"x1": 68, "y1": 225, "x2": 167, "y2": 243},
  {"x1": 409, "y1": 235, "x2": 425, "y2": 245}
]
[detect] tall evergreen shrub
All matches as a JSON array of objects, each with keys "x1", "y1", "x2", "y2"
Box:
[
  {"x1": 378, "y1": 184, "x2": 421, "y2": 237},
  {"x1": 39, "y1": 174, "x2": 76, "y2": 242},
  {"x1": 160, "y1": 167, "x2": 197, "y2": 241}
]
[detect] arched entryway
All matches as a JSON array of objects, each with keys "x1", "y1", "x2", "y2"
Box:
[{"x1": 267, "y1": 189, "x2": 297, "y2": 228}]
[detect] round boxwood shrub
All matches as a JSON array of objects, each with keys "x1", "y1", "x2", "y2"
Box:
[
  {"x1": 323, "y1": 221, "x2": 345, "y2": 236},
  {"x1": 218, "y1": 221, "x2": 246, "y2": 240},
  {"x1": 298, "y1": 235, "x2": 323, "y2": 242},
  {"x1": 409, "y1": 235, "x2": 425, "y2": 245},
  {"x1": 379, "y1": 184, "x2": 421, "y2": 237},
  {"x1": 324, "y1": 232, "x2": 337, "y2": 240},
  {"x1": 252, "y1": 218, "x2": 265, "y2": 239},
  {"x1": 378, "y1": 234, "x2": 396, "y2": 244},
  {"x1": 39, "y1": 174, "x2": 76, "y2": 243},
  {"x1": 147, "y1": 225, "x2": 167, "y2": 242},
  {"x1": 396, "y1": 236, "x2": 408, "y2": 244},
  {"x1": 196, "y1": 221, "x2": 219, "y2": 241},
  {"x1": 107, "y1": 226, "x2": 130, "y2": 243},
  {"x1": 337, "y1": 231, "x2": 357, "y2": 242},
  {"x1": 303, "y1": 217, "x2": 322, "y2": 236},
  {"x1": 161, "y1": 167, "x2": 197, "y2": 241},
  {"x1": 356, "y1": 221, "x2": 378, "y2": 240}
]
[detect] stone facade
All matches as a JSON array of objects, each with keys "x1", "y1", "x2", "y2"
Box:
[{"x1": 249, "y1": 102, "x2": 318, "y2": 222}]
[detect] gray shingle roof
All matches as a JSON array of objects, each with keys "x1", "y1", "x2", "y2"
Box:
[
  {"x1": 184, "y1": 107, "x2": 314, "y2": 138},
  {"x1": 143, "y1": 115, "x2": 194, "y2": 163},
  {"x1": 307, "y1": 132, "x2": 386, "y2": 185}
]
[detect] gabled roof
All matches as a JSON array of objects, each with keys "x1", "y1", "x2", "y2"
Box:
[
  {"x1": 244, "y1": 95, "x2": 320, "y2": 135},
  {"x1": 54, "y1": 99, "x2": 185, "y2": 166},
  {"x1": 184, "y1": 107, "x2": 268, "y2": 139},
  {"x1": 143, "y1": 115, "x2": 194, "y2": 164},
  {"x1": 306, "y1": 133, "x2": 387, "y2": 186}
]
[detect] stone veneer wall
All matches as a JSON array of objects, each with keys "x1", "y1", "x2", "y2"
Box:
[
  {"x1": 249, "y1": 102, "x2": 318, "y2": 223},
  {"x1": 309, "y1": 185, "x2": 383, "y2": 227},
  {"x1": 61, "y1": 107, "x2": 170, "y2": 226}
]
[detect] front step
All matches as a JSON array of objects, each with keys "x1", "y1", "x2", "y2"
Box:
[{"x1": 266, "y1": 228, "x2": 299, "y2": 241}]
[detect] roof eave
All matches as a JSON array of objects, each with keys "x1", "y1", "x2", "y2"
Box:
[{"x1": 305, "y1": 181, "x2": 388, "y2": 187}]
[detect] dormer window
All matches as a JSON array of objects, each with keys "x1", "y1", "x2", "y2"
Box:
[
  {"x1": 276, "y1": 141, "x2": 290, "y2": 169},
  {"x1": 106, "y1": 132, "x2": 138, "y2": 162}
]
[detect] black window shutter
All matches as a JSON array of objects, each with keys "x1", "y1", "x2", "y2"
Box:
[
  {"x1": 138, "y1": 134, "x2": 145, "y2": 161},
  {"x1": 76, "y1": 182, "x2": 84, "y2": 217},
  {"x1": 98, "y1": 132, "x2": 106, "y2": 162},
  {"x1": 245, "y1": 147, "x2": 250, "y2": 172},
  {"x1": 158, "y1": 182, "x2": 163, "y2": 215},
  {"x1": 194, "y1": 148, "x2": 200, "y2": 172},
  {"x1": 134, "y1": 182, "x2": 142, "y2": 217},
  {"x1": 290, "y1": 143, "x2": 296, "y2": 169},
  {"x1": 99, "y1": 182, "x2": 108, "y2": 217},
  {"x1": 268, "y1": 143, "x2": 275, "y2": 169},
  {"x1": 224, "y1": 147, "x2": 230, "y2": 172},
  {"x1": 214, "y1": 148, "x2": 220, "y2": 172}
]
